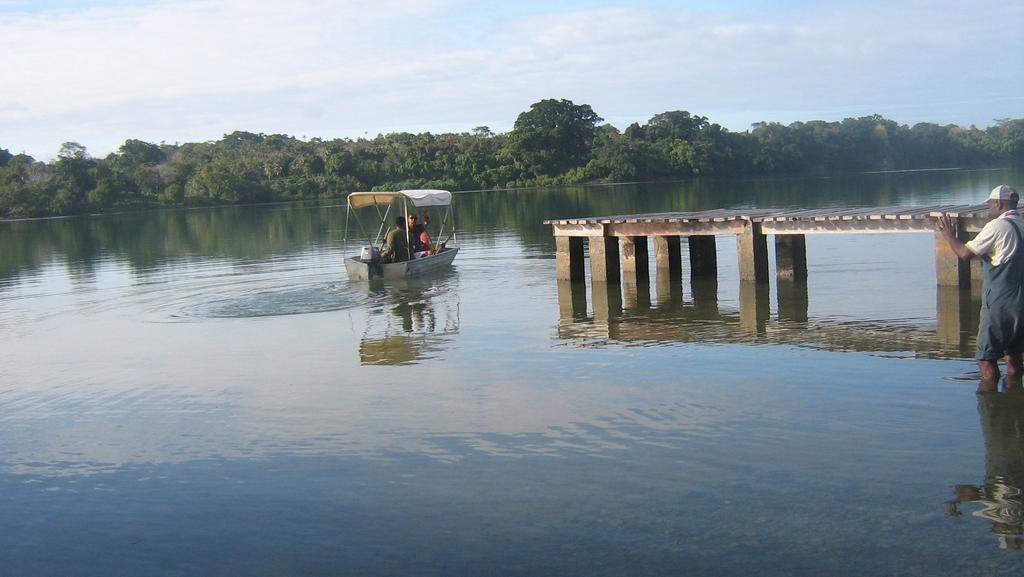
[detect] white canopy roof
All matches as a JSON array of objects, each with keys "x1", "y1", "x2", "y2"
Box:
[{"x1": 347, "y1": 189, "x2": 452, "y2": 209}]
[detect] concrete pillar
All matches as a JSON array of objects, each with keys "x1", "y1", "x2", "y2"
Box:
[
  {"x1": 775, "y1": 234, "x2": 808, "y2": 280},
  {"x1": 935, "y1": 220, "x2": 970, "y2": 287},
  {"x1": 688, "y1": 236, "x2": 718, "y2": 279},
  {"x1": 777, "y1": 280, "x2": 809, "y2": 323},
  {"x1": 555, "y1": 236, "x2": 585, "y2": 282},
  {"x1": 556, "y1": 279, "x2": 588, "y2": 321},
  {"x1": 590, "y1": 237, "x2": 621, "y2": 284},
  {"x1": 623, "y1": 280, "x2": 651, "y2": 311},
  {"x1": 591, "y1": 280, "x2": 622, "y2": 325},
  {"x1": 655, "y1": 271, "x2": 684, "y2": 310},
  {"x1": 737, "y1": 223, "x2": 769, "y2": 283},
  {"x1": 936, "y1": 286, "x2": 976, "y2": 356},
  {"x1": 621, "y1": 236, "x2": 649, "y2": 285},
  {"x1": 654, "y1": 236, "x2": 682, "y2": 284},
  {"x1": 739, "y1": 281, "x2": 771, "y2": 335},
  {"x1": 690, "y1": 278, "x2": 720, "y2": 319},
  {"x1": 966, "y1": 232, "x2": 983, "y2": 294}
]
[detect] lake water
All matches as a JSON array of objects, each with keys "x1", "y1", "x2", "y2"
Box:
[{"x1": 3, "y1": 168, "x2": 1024, "y2": 576}]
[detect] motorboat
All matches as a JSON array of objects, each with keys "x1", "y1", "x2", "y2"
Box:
[{"x1": 343, "y1": 189, "x2": 459, "y2": 280}]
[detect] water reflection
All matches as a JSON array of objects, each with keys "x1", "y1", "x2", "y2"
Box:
[
  {"x1": 557, "y1": 277, "x2": 981, "y2": 358},
  {"x1": 947, "y1": 382, "x2": 1024, "y2": 549},
  {"x1": 358, "y1": 277, "x2": 460, "y2": 365}
]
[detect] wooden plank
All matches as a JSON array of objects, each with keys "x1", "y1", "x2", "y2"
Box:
[
  {"x1": 761, "y1": 219, "x2": 937, "y2": 235},
  {"x1": 607, "y1": 220, "x2": 747, "y2": 237},
  {"x1": 552, "y1": 222, "x2": 606, "y2": 237}
]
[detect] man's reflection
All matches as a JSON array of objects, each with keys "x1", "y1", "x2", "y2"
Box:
[{"x1": 946, "y1": 377, "x2": 1024, "y2": 549}]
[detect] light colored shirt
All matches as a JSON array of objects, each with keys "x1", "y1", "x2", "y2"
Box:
[{"x1": 966, "y1": 210, "x2": 1024, "y2": 266}]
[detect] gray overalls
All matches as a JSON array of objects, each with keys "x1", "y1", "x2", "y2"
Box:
[{"x1": 977, "y1": 214, "x2": 1024, "y2": 360}]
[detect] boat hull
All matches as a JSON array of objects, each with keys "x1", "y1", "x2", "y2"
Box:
[{"x1": 345, "y1": 247, "x2": 459, "y2": 280}]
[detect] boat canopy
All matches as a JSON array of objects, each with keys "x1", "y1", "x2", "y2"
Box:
[{"x1": 347, "y1": 189, "x2": 452, "y2": 210}]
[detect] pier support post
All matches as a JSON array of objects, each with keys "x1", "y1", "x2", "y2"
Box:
[
  {"x1": 589, "y1": 237, "x2": 621, "y2": 284},
  {"x1": 623, "y1": 280, "x2": 651, "y2": 311},
  {"x1": 555, "y1": 237, "x2": 585, "y2": 282},
  {"x1": 556, "y1": 280, "x2": 588, "y2": 321},
  {"x1": 656, "y1": 271, "x2": 684, "y2": 310},
  {"x1": 691, "y1": 278, "x2": 720, "y2": 319},
  {"x1": 738, "y1": 223, "x2": 769, "y2": 283},
  {"x1": 622, "y1": 236, "x2": 650, "y2": 285},
  {"x1": 935, "y1": 220, "x2": 970, "y2": 287},
  {"x1": 936, "y1": 286, "x2": 977, "y2": 356},
  {"x1": 688, "y1": 236, "x2": 718, "y2": 279},
  {"x1": 775, "y1": 234, "x2": 808, "y2": 280},
  {"x1": 965, "y1": 232, "x2": 983, "y2": 294},
  {"x1": 591, "y1": 280, "x2": 623, "y2": 325},
  {"x1": 654, "y1": 236, "x2": 682, "y2": 284},
  {"x1": 777, "y1": 279, "x2": 809, "y2": 323},
  {"x1": 739, "y1": 281, "x2": 771, "y2": 334}
]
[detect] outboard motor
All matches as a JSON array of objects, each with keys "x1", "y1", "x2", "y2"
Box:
[{"x1": 359, "y1": 246, "x2": 380, "y2": 263}]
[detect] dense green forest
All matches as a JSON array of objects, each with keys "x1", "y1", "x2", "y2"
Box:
[{"x1": 2, "y1": 98, "x2": 1022, "y2": 219}]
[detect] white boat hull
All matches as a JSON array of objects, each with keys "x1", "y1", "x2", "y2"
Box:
[{"x1": 345, "y1": 247, "x2": 459, "y2": 280}]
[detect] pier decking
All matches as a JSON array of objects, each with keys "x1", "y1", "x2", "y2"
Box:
[{"x1": 545, "y1": 204, "x2": 990, "y2": 287}]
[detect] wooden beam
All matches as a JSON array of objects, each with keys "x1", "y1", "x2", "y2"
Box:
[
  {"x1": 761, "y1": 220, "x2": 936, "y2": 235},
  {"x1": 589, "y1": 236, "x2": 621, "y2": 284},
  {"x1": 621, "y1": 235, "x2": 650, "y2": 285},
  {"x1": 688, "y1": 236, "x2": 718, "y2": 279},
  {"x1": 552, "y1": 222, "x2": 606, "y2": 237},
  {"x1": 555, "y1": 236, "x2": 585, "y2": 282},
  {"x1": 737, "y1": 222, "x2": 769, "y2": 283},
  {"x1": 775, "y1": 234, "x2": 808, "y2": 280},
  {"x1": 608, "y1": 220, "x2": 746, "y2": 237}
]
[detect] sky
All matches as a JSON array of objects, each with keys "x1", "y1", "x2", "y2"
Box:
[{"x1": 0, "y1": 0, "x2": 1021, "y2": 159}]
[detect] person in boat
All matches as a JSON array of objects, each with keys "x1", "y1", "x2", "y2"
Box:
[
  {"x1": 408, "y1": 211, "x2": 432, "y2": 257},
  {"x1": 417, "y1": 226, "x2": 433, "y2": 256},
  {"x1": 381, "y1": 216, "x2": 410, "y2": 263},
  {"x1": 937, "y1": 184, "x2": 1024, "y2": 382}
]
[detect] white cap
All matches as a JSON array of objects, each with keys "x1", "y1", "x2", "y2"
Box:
[{"x1": 988, "y1": 184, "x2": 1018, "y2": 201}]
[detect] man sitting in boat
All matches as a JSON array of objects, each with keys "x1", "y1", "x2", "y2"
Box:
[{"x1": 381, "y1": 216, "x2": 410, "y2": 263}]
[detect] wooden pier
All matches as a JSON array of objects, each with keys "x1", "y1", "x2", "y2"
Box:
[{"x1": 545, "y1": 204, "x2": 991, "y2": 287}]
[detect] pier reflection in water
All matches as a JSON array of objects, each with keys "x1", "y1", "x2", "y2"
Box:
[
  {"x1": 358, "y1": 277, "x2": 460, "y2": 366},
  {"x1": 947, "y1": 383, "x2": 1024, "y2": 549},
  {"x1": 557, "y1": 274, "x2": 982, "y2": 358}
]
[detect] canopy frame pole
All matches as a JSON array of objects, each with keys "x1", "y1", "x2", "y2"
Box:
[
  {"x1": 344, "y1": 203, "x2": 350, "y2": 245},
  {"x1": 403, "y1": 199, "x2": 411, "y2": 261},
  {"x1": 450, "y1": 203, "x2": 458, "y2": 246},
  {"x1": 349, "y1": 209, "x2": 374, "y2": 246},
  {"x1": 374, "y1": 204, "x2": 391, "y2": 246}
]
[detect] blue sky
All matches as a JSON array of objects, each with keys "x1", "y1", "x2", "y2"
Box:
[{"x1": 1, "y1": 0, "x2": 1020, "y2": 158}]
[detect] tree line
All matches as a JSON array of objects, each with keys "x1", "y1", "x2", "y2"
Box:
[{"x1": 2, "y1": 98, "x2": 1022, "y2": 219}]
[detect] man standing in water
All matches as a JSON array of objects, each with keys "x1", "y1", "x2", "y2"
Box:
[{"x1": 937, "y1": 185, "x2": 1024, "y2": 381}]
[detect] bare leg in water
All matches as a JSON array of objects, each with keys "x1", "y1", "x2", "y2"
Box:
[
  {"x1": 979, "y1": 359, "x2": 1001, "y2": 382},
  {"x1": 1005, "y1": 352, "x2": 1023, "y2": 377}
]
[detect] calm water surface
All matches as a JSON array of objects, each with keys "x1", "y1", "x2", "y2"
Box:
[{"x1": 3, "y1": 170, "x2": 1024, "y2": 576}]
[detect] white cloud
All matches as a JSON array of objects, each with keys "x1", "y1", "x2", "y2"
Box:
[{"x1": 1, "y1": 0, "x2": 1021, "y2": 158}]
